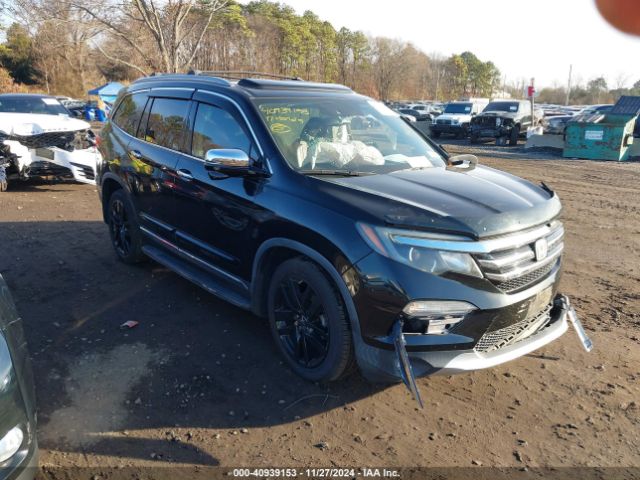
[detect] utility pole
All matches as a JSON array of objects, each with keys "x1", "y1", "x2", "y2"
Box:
[
  {"x1": 565, "y1": 64, "x2": 572, "y2": 106},
  {"x1": 530, "y1": 77, "x2": 535, "y2": 126}
]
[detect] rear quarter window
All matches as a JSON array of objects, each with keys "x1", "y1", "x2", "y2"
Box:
[{"x1": 112, "y1": 93, "x2": 148, "y2": 136}]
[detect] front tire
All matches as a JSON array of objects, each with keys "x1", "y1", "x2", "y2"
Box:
[
  {"x1": 107, "y1": 189, "x2": 145, "y2": 264},
  {"x1": 267, "y1": 258, "x2": 353, "y2": 382},
  {"x1": 509, "y1": 125, "x2": 521, "y2": 146}
]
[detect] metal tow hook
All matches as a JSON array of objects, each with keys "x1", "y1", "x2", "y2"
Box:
[
  {"x1": 392, "y1": 320, "x2": 424, "y2": 408},
  {"x1": 562, "y1": 295, "x2": 593, "y2": 352}
]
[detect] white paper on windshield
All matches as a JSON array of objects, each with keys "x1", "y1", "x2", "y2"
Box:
[
  {"x1": 465, "y1": 106, "x2": 471, "y2": 112},
  {"x1": 509, "y1": 105, "x2": 517, "y2": 111},
  {"x1": 385, "y1": 154, "x2": 432, "y2": 168},
  {"x1": 42, "y1": 98, "x2": 61, "y2": 105},
  {"x1": 368, "y1": 100, "x2": 399, "y2": 116}
]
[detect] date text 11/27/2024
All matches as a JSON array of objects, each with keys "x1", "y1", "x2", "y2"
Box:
[{"x1": 231, "y1": 468, "x2": 400, "y2": 477}]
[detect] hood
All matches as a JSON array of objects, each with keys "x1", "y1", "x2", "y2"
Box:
[
  {"x1": 477, "y1": 110, "x2": 518, "y2": 119},
  {"x1": 314, "y1": 165, "x2": 561, "y2": 239},
  {"x1": 0, "y1": 112, "x2": 90, "y2": 136}
]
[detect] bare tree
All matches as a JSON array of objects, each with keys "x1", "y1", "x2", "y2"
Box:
[
  {"x1": 371, "y1": 37, "x2": 407, "y2": 100},
  {"x1": 69, "y1": 0, "x2": 230, "y2": 74}
]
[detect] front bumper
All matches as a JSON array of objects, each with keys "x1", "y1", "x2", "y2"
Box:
[
  {"x1": 471, "y1": 125, "x2": 513, "y2": 138},
  {"x1": 29, "y1": 147, "x2": 99, "y2": 185},
  {"x1": 431, "y1": 124, "x2": 465, "y2": 134},
  {"x1": 357, "y1": 294, "x2": 581, "y2": 383}
]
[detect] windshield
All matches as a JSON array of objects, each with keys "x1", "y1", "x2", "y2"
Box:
[
  {"x1": 253, "y1": 96, "x2": 446, "y2": 174},
  {"x1": 484, "y1": 101, "x2": 519, "y2": 113},
  {"x1": 444, "y1": 103, "x2": 472, "y2": 114},
  {"x1": 0, "y1": 96, "x2": 70, "y2": 115}
]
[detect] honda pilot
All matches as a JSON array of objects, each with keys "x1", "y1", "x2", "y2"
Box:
[{"x1": 97, "y1": 73, "x2": 591, "y2": 404}]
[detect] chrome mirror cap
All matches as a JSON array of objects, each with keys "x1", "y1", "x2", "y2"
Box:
[{"x1": 205, "y1": 148, "x2": 250, "y2": 168}]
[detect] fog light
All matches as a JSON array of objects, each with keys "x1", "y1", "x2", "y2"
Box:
[
  {"x1": 0, "y1": 425, "x2": 23, "y2": 463},
  {"x1": 403, "y1": 300, "x2": 476, "y2": 335}
]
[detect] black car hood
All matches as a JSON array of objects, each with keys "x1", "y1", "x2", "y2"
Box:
[
  {"x1": 316, "y1": 165, "x2": 561, "y2": 239},
  {"x1": 476, "y1": 111, "x2": 519, "y2": 119}
]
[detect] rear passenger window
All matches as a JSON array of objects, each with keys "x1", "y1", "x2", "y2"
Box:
[
  {"x1": 112, "y1": 93, "x2": 148, "y2": 136},
  {"x1": 191, "y1": 103, "x2": 251, "y2": 159},
  {"x1": 144, "y1": 98, "x2": 189, "y2": 151}
]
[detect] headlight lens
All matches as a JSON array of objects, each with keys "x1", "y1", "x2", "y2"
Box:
[
  {"x1": 0, "y1": 335, "x2": 12, "y2": 394},
  {"x1": 357, "y1": 223, "x2": 483, "y2": 278},
  {"x1": 0, "y1": 426, "x2": 23, "y2": 463}
]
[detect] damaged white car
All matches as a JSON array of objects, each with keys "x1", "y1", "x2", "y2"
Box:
[{"x1": 0, "y1": 94, "x2": 101, "y2": 192}]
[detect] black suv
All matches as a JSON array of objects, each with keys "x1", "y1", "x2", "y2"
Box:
[
  {"x1": 97, "y1": 73, "x2": 590, "y2": 402},
  {"x1": 470, "y1": 99, "x2": 540, "y2": 145}
]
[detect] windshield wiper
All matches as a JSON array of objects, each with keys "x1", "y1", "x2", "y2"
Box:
[{"x1": 299, "y1": 169, "x2": 373, "y2": 177}]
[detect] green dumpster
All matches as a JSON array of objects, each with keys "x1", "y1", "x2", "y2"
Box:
[{"x1": 563, "y1": 96, "x2": 640, "y2": 161}]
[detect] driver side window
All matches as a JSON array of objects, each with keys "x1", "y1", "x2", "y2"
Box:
[{"x1": 190, "y1": 102, "x2": 252, "y2": 160}]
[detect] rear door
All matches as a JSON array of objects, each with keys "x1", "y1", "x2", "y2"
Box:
[{"x1": 126, "y1": 89, "x2": 192, "y2": 238}]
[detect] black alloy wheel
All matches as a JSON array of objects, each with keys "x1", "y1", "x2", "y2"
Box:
[
  {"x1": 268, "y1": 258, "x2": 353, "y2": 382},
  {"x1": 273, "y1": 277, "x2": 330, "y2": 369},
  {"x1": 108, "y1": 189, "x2": 145, "y2": 264}
]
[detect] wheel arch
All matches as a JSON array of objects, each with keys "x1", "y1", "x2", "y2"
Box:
[
  {"x1": 100, "y1": 173, "x2": 128, "y2": 223},
  {"x1": 250, "y1": 238, "x2": 363, "y2": 343}
]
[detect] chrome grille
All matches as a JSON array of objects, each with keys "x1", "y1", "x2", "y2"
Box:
[
  {"x1": 474, "y1": 222, "x2": 564, "y2": 294},
  {"x1": 475, "y1": 305, "x2": 552, "y2": 352}
]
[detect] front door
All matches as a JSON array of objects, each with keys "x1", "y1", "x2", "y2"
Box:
[{"x1": 172, "y1": 93, "x2": 266, "y2": 281}]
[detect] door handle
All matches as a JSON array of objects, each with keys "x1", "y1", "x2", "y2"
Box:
[
  {"x1": 129, "y1": 149, "x2": 142, "y2": 160},
  {"x1": 177, "y1": 169, "x2": 193, "y2": 181}
]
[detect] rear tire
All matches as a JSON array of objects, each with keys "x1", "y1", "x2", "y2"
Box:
[
  {"x1": 107, "y1": 189, "x2": 145, "y2": 264},
  {"x1": 267, "y1": 258, "x2": 353, "y2": 382}
]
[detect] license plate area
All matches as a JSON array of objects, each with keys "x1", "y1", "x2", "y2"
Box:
[
  {"x1": 35, "y1": 148, "x2": 55, "y2": 160},
  {"x1": 527, "y1": 286, "x2": 553, "y2": 319}
]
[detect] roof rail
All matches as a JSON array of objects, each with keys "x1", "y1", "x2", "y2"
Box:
[{"x1": 188, "y1": 70, "x2": 303, "y2": 81}]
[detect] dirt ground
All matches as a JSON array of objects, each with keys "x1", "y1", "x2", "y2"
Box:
[{"x1": 0, "y1": 141, "x2": 638, "y2": 479}]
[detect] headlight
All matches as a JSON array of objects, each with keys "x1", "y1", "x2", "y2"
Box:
[
  {"x1": 496, "y1": 118, "x2": 502, "y2": 127},
  {"x1": 0, "y1": 426, "x2": 23, "y2": 462},
  {"x1": 0, "y1": 335, "x2": 12, "y2": 394},
  {"x1": 451, "y1": 119, "x2": 459, "y2": 124},
  {"x1": 357, "y1": 223, "x2": 483, "y2": 278}
]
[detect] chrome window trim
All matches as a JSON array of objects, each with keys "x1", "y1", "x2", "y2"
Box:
[{"x1": 111, "y1": 87, "x2": 272, "y2": 175}]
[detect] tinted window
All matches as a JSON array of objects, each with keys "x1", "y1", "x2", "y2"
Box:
[
  {"x1": 191, "y1": 103, "x2": 251, "y2": 159},
  {"x1": 144, "y1": 98, "x2": 189, "y2": 151},
  {"x1": 112, "y1": 93, "x2": 148, "y2": 136},
  {"x1": 0, "y1": 96, "x2": 70, "y2": 115},
  {"x1": 484, "y1": 101, "x2": 520, "y2": 112},
  {"x1": 444, "y1": 103, "x2": 472, "y2": 114}
]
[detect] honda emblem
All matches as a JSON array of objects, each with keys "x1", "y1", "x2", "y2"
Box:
[{"x1": 534, "y1": 238, "x2": 548, "y2": 261}]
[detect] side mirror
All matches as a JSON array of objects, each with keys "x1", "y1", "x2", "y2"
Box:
[
  {"x1": 205, "y1": 148, "x2": 250, "y2": 176},
  {"x1": 447, "y1": 153, "x2": 478, "y2": 172}
]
